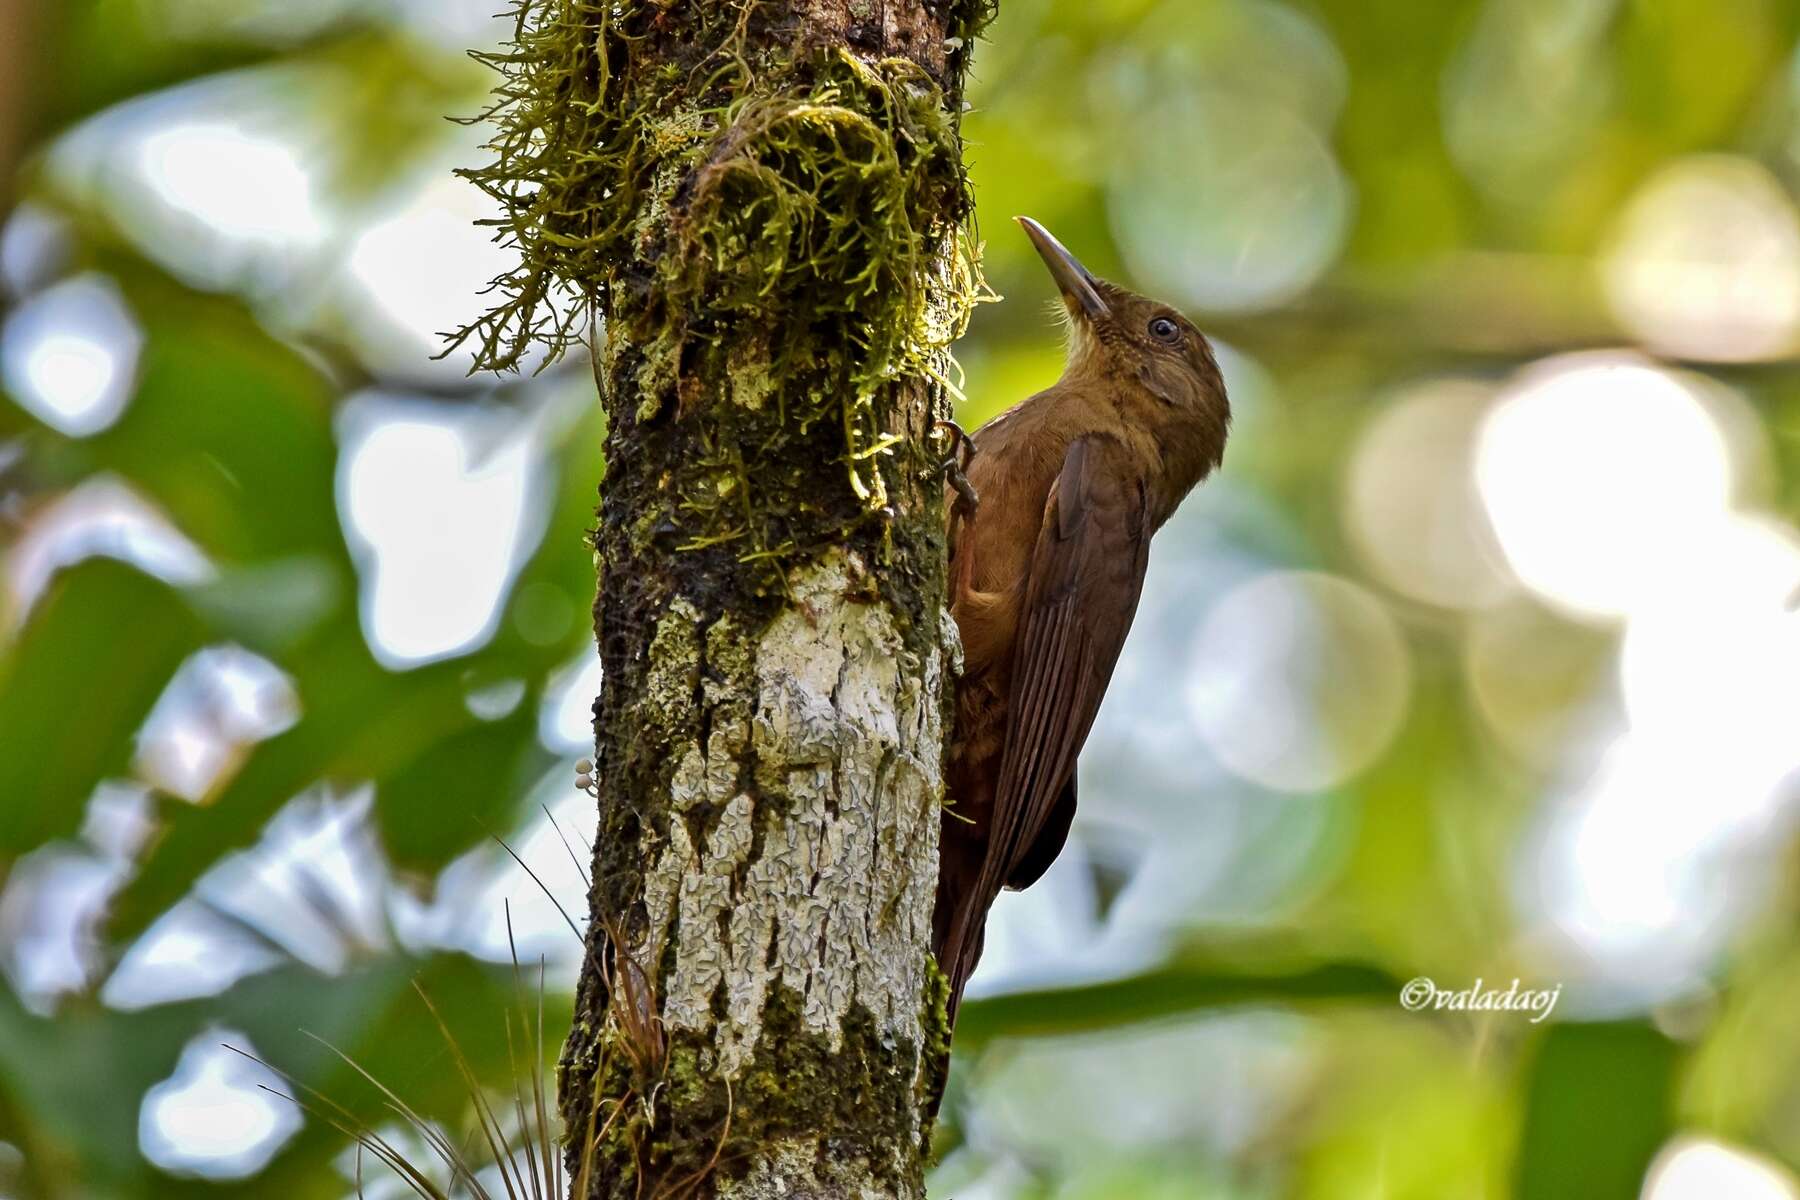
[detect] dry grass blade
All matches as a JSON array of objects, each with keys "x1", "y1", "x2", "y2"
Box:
[
  {"x1": 225, "y1": 1044, "x2": 465, "y2": 1200},
  {"x1": 300, "y1": 1031, "x2": 489, "y2": 1196},
  {"x1": 488, "y1": 827, "x2": 585, "y2": 944},
  {"x1": 505, "y1": 905, "x2": 562, "y2": 1200},
  {"x1": 598, "y1": 912, "x2": 664, "y2": 1081},
  {"x1": 543, "y1": 801, "x2": 592, "y2": 889},
  {"x1": 232, "y1": 942, "x2": 578, "y2": 1200},
  {"x1": 410, "y1": 982, "x2": 530, "y2": 1200}
]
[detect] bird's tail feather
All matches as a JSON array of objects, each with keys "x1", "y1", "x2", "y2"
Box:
[{"x1": 933, "y1": 878, "x2": 997, "y2": 1029}]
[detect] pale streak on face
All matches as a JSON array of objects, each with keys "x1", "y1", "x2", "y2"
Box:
[{"x1": 1056, "y1": 297, "x2": 1104, "y2": 377}]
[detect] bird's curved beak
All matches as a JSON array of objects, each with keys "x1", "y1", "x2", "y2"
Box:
[{"x1": 1017, "y1": 216, "x2": 1110, "y2": 321}]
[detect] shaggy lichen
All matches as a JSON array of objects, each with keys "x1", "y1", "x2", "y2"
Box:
[
  {"x1": 451, "y1": 0, "x2": 994, "y2": 561},
  {"x1": 453, "y1": 0, "x2": 995, "y2": 369}
]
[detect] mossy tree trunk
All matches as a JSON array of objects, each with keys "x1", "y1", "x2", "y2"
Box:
[
  {"x1": 0, "y1": 0, "x2": 42, "y2": 215},
  {"x1": 456, "y1": 2, "x2": 992, "y2": 1197}
]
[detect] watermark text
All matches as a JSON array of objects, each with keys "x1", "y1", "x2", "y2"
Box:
[{"x1": 1399, "y1": 976, "x2": 1561, "y2": 1024}]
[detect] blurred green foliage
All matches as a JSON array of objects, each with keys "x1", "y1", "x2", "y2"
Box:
[{"x1": 2, "y1": 1, "x2": 1800, "y2": 1198}]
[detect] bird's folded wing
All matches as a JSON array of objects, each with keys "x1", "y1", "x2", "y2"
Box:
[{"x1": 974, "y1": 434, "x2": 1152, "y2": 923}]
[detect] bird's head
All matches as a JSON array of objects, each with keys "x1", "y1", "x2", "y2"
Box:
[{"x1": 1018, "y1": 216, "x2": 1229, "y2": 430}]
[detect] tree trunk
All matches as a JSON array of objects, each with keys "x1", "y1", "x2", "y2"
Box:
[
  {"x1": 0, "y1": 0, "x2": 41, "y2": 216},
  {"x1": 479, "y1": 2, "x2": 991, "y2": 1197}
]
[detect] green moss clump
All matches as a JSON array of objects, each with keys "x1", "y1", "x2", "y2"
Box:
[
  {"x1": 919, "y1": 953, "x2": 952, "y2": 1112},
  {"x1": 672, "y1": 50, "x2": 982, "y2": 512},
  {"x1": 447, "y1": 0, "x2": 650, "y2": 374},
  {"x1": 448, "y1": 1, "x2": 988, "y2": 383},
  {"x1": 664, "y1": 987, "x2": 929, "y2": 1194},
  {"x1": 450, "y1": 1, "x2": 992, "y2": 557},
  {"x1": 571, "y1": 987, "x2": 930, "y2": 1195}
]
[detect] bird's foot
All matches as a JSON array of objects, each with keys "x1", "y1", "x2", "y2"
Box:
[
  {"x1": 933, "y1": 419, "x2": 980, "y2": 513},
  {"x1": 933, "y1": 418, "x2": 979, "y2": 466}
]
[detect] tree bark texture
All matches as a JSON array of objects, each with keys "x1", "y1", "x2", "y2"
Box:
[
  {"x1": 535, "y1": 3, "x2": 992, "y2": 1197},
  {"x1": 0, "y1": 0, "x2": 40, "y2": 215}
]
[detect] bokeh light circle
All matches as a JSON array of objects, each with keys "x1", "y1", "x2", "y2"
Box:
[
  {"x1": 337, "y1": 395, "x2": 540, "y2": 668},
  {"x1": 1185, "y1": 571, "x2": 1410, "y2": 792},
  {"x1": 1643, "y1": 1136, "x2": 1800, "y2": 1200},
  {"x1": 1475, "y1": 353, "x2": 1734, "y2": 621},
  {"x1": 139, "y1": 1032, "x2": 300, "y2": 1179},
  {"x1": 1110, "y1": 93, "x2": 1350, "y2": 313},
  {"x1": 346, "y1": 172, "x2": 519, "y2": 366},
  {"x1": 138, "y1": 121, "x2": 322, "y2": 250},
  {"x1": 0, "y1": 273, "x2": 143, "y2": 437},
  {"x1": 1463, "y1": 600, "x2": 1615, "y2": 768},
  {"x1": 1344, "y1": 379, "x2": 1513, "y2": 609},
  {"x1": 1617, "y1": 513, "x2": 1800, "y2": 811},
  {"x1": 1604, "y1": 156, "x2": 1800, "y2": 362}
]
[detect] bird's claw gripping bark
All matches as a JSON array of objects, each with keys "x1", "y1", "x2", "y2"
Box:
[{"x1": 933, "y1": 419, "x2": 980, "y2": 513}]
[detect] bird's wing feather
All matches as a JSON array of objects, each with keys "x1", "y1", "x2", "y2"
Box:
[
  {"x1": 945, "y1": 434, "x2": 1151, "y2": 999},
  {"x1": 1005, "y1": 775, "x2": 1076, "y2": 891}
]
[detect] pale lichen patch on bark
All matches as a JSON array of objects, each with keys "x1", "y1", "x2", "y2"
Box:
[
  {"x1": 644, "y1": 598, "x2": 704, "y2": 728},
  {"x1": 662, "y1": 790, "x2": 757, "y2": 1039},
  {"x1": 715, "y1": 1140, "x2": 890, "y2": 1200},
  {"x1": 638, "y1": 550, "x2": 945, "y2": 1080},
  {"x1": 751, "y1": 550, "x2": 945, "y2": 1061}
]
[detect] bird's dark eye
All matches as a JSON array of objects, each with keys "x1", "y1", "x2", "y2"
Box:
[{"x1": 1149, "y1": 316, "x2": 1180, "y2": 342}]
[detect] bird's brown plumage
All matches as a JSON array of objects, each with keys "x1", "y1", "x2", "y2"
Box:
[{"x1": 933, "y1": 219, "x2": 1231, "y2": 1022}]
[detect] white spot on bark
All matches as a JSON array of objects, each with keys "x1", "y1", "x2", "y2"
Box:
[
  {"x1": 716, "y1": 1140, "x2": 893, "y2": 1200},
  {"x1": 638, "y1": 549, "x2": 946, "y2": 1077}
]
